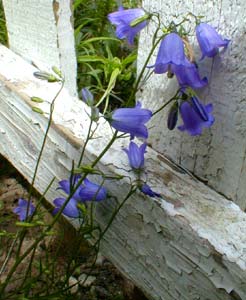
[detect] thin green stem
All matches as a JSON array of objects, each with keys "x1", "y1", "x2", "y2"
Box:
[
  {"x1": 152, "y1": 89, "x2": 180, "y2": 117},
  {"x1": 126, "y1": 31, "x2": 165, "y2": 107},
  {"x1": 77, "y1": 118, "x2": 93, "y2": 167},
  {"x1": 91, "y1": 130, "x2": 118, "y2": 168}
]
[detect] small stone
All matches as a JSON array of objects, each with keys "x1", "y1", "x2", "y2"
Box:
[
  {"x1": 78, "y1": 273, "x2": 96, "y2": 287},
  {"x1": 68, "y1": 276, "x2": 79, "y2": 294},
  {"x1": 95, "y1": 252, "x2": 105, "y2": 266}
]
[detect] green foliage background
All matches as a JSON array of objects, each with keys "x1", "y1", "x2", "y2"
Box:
[
  {"x1": 0, "y1": 0, "x2": 7, "y2": 45},
  {"x1": 74, "y1": 0, "x2": 142, "y2": 109}
]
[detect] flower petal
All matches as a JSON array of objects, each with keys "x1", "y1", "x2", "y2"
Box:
[
  {"x1": 79, "y1": 178, "x2": 107, "y2": 202},
  {"x1": 173, "y1": 63, "x2": 208, "y2": 89},
  {"x1": 153, "y1": 33, "x2": 191, "y2": 74},
  {"x1": 53, "y1": 197, "x2": 80, "y2": 218},
  {"x1": 178, "y1": 100, "x2": 214, "y2": 136}
]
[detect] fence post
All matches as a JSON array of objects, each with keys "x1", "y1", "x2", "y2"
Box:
[
  {"x1": 2, "y1": 0, "x2": 77, "y2": 97},
  {"x1": 138, "y1": 0, "x2": 246, "y2": 210}
]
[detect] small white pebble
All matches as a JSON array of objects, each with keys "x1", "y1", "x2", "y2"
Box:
[
  {"x1": 68, "y1": 276, "x2": 79, "y2": 294},
  {"x1": 95, "y1": 252, "x2": 105, "y2": 266},
  {"x1": 78, "y1": 273, "x2": 96, "y2": 287}
]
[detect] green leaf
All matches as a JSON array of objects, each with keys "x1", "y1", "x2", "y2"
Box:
[
  {"x1": 96, "y1": 68, "x2": 121, "y2": 107},
  {"x1": 80, "y1": 37, "x2": 120, "y2": 46},
  {"x1": 77, "y1": 55, "x2": 106, "y2": 64},
  {"x1": 16, "y1": 222, "x2": 37, "y2": 227},
  {"x1": 122, "y1": 51, "x2": 137, "y2": 66}
]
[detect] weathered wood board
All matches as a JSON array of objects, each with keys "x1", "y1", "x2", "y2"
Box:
[
  {"x1": 2, "y1": 0, "x2": 77, "y2": 97},
  {"x1": 0, "y1": 44, "x2": 246, "y2": 300}
]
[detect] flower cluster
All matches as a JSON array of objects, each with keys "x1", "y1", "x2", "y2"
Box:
[
  {"x1": 47, "y1": 10, "x2": 230, "y2": 218},
  {"x1": 108, "y1": 8, "x2": 229, "y2": 136},
  {"x1": 154, "y1": 23, "x2": 228, "y2": 135},
  {"x1": 53, "y1": 175, "x2": 107, "y2": 218}
]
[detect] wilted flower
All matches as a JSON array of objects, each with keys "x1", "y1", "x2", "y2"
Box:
[
  {"x1": 53, "y1": 197, "x2": 80, "y2": 218},
  {"x1": 152, "y1": 33, "x2": 191, "y2": 74},
  {"x1": 178, "y1": 97, "x2": 214, "y2": 135},
  {"x1": 140, "y1": 184, "x2": 161, "y2": 198},
  {"x1": 123, "y1": 141, "x2": 147, "y2": 170},
  {"x1": 108, "y1": 7, "x2": 148, "y2": 45},
  {"x1": 173, "y1": 63, "x2": 208, "y2": 89},
  {"x1": 196, "y1": 23, "x2": 230, "y2": 59},
  {"x1": 79, "y1": 178, "x2": 107, "y2": 202},
  {"x1": 13, "y1": 198, "x2": 35, "y2": 221},
  {"x1": 110, "y1": 102, "x2": 152, "y2": 139}
]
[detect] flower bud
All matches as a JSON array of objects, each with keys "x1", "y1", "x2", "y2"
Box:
[{"x1": 167, "y1": 103, "x2": 178, "y2": 130}]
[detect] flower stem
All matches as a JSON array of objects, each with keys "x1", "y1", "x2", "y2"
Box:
[{"x1": 152, "y1": 89, "x2": 180, "y2": 116}]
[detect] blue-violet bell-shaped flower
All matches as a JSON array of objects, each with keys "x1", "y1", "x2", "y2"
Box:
[
  {"x1": 173, "y1": 63, "x2": 208, "y2": 89},
  {"x1": 178, "y1": 97, "x2": 214, "y2": 136},
  {"x1": 13, "y1": 198, "x2": 35, "y2": 221},
  {"x1": 196, "y1": 23, "x2": 230, "y2": 59},
  {"x1": 53, "y1": 197, "x2": 80, "y2": 218},
  {"x1": 152, "y1": 33, "x2": 191, "y2": 74},
  {"x1": 110, "y1": 102, "x2": 152, "y2": 139},
  {"x1": 141, "y1": 184, "x2": 161, "y2": 198},
  {"x1": 108, "y1": 7, "x2": 148, "y2": 45},
  {"x1": 79, "y1": 178, "x2": 107, "y2": 202},
  {"x1": 123, "y1": 141, "x2": 147, "y2": 170},
  {"x1": 58, "y1": 175, "x2": 82, "y2": 202}
]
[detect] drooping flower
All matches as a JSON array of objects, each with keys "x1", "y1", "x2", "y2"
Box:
[
  {"x1": 152, "y1": 33, "x2": 191, "y2": 74},
  {"x1": 196, "y1": 23, "x2": 230, "y2": 59},
  {"x1": 123, "y1": 141, "x2": 147, "y2": 170},
  {"x1": 173, "y1": 63, "x2": 208, "y2": 89},
  {"x1": 140, "y1": 184, "x2": 161, "y2": 198},
  {"x1": 53, "y1": 197, "x2": 80, "y2": 218},
  {"x1": 110, "y1": 102, "x2": 152, "y2": 139},
  {"x1": 13, "y1": 198, "x2": 35, "y2": 221},
  {"x1": 178, "y1": 97, "x2": 214, "y2": 135},
  {"x1": 108, "y1": 7, "x2": 148, "y2": 45},
  {"x1": 79, "y1": 178, "x2": 107, "y2": 202},
  {"x1": 58, "y1": 175, "x2": 82, "y2": 202}
]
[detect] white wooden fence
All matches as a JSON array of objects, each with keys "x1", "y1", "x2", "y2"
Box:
[{"x1": 0, "y1": 1, "x2": 245, "y2": 299}]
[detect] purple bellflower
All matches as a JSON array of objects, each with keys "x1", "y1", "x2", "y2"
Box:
[
  {"x1": 53, "y1": 176, "x2": 107, "y2": 217},
  {"x1": 173, "y1": 63, "x2": 208, "y2": 89},
  {"x1": 152, "y1": 33, "x2": 191, "y2": 74},
  {"x1": 108, "y1": 7, "x2": 148, "y2": 45},
  {"x1": 196, "y1": 23, "x2": 230, "y2": 59},
  {"x1": 13, "y1": 198, "x2": 35, "y2": 221},
  {"x1": 140, "y1": 184, "x2": 161, "y2": 198},
  {"x1": 110, "y1": 102, "x2": 152, "y2": 139},
  {"x1": 123, "y1": 141, "x2": 147, "y2": 170},
  {"x1": 79, "y1": 178, "x2": 107, "y2": 202},
  {"x1": 178, "y1": 97, "x2": 214, "y2": 136},
  {"x1": 53, "y1": 197, "x2": 80, "y2": 218},
  {"x1": 58, "y1": 175, "x2": 82, "y2": 202}
]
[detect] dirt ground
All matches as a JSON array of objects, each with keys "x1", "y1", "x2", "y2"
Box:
[{"x1": 0, "y1": 154, "x2": 148, "y2": 300}]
